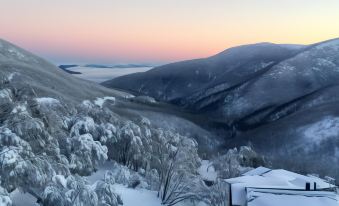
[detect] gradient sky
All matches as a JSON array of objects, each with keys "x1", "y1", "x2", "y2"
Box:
[{"x1": 1, "y1": 0, "x2": 339, "y2": 64}]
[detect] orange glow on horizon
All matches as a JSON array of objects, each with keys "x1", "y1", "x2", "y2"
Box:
[{"x1": 1, "y1": 0, "x2": 339, "y2": 63}]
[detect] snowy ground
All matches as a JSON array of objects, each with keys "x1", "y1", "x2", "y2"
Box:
[
  {"x1": 10, "y1": 184, "x2": 162, "y2": 206},
  {"x1": 86, "y1": 162, "x2": 207, "y2": 206},
  {"x1": 112, "y1": 185, "x2": 206, "y2": 206},
  {"x1": 114, "y1": 185, "x2": 161, "y2": 206},
  {"x1": 10, "y1": 189, "x2": 38, "y2": 206},
  {"x1": 10, "y1": 161, "x2": 209, "y2": 206},
  {"x1": 86, "y1": 162, "x2": 163, "y2": 206},
  {"x1": 10, "y1": 163, "x2": 163, "y2": 206},
  {"x1": 67, "y1": 66, "x2": 152, "y2": 82}
]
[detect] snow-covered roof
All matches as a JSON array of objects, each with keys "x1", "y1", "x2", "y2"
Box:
[
  {"x1": 242, "y1": 166, "x2": 271, "y2": 176},
  {"x1": 226, "y1": 168, "x2": 335, "y2": 190},
  {"x1": 225, "y1": 167, "x2": 338, "y2": 206}
]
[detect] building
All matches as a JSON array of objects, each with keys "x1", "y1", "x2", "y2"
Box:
[{"x1": 225, "y1": 167, "x2": 338, "y2": 206}]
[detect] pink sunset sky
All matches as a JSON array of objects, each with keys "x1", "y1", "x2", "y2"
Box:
[{"x1": 1, "y1": 0, "x2": 339, "y2": 64}]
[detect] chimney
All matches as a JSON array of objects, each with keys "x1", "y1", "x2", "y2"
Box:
[{"x1": 305, "y1": 182, "x2": 310, "y2": 191}]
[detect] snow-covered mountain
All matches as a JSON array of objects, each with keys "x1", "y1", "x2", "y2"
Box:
[
  {"x1": 191, "y1": 39, "x2": 339, "y2": 121},
  {"x1": 102, "y1": 38, "x2": 339, "y2": 180},
  {"x1": 102, "y1": 42, "x2": 304, "y2": 101},
  {"x1": 0, "y1": 39, "x2": 131, "y2": 104},
  {"x1": 0, "y1": 39, "x2": 228, "y2": 206}
]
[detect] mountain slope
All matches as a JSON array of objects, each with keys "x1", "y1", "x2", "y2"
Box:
[
  {"x1": 0, "y1": 38, "x2": 220, "y2": 154},
  {"x1": 0, "y1": 39, "x2": 129, "y2": 104},
  {"x1": 102, "y1": 38, "x2": 339, "y2": 180},
  {"x1": 102, "y1": 43, "x2": 304, "y2": 101},
  {"x1": 103, "y1": 38, "x2": 339, "y2": 125},
  {"x1": 203, "y1": 39, "x2": 339, "y2": 122}
]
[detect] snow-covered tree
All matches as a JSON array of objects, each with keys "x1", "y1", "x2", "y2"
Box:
[
  {"x1": 0, "y1": 81, "x2": 204, "y2": 205},
  {"x1": 150, "y1": 129, "x2": 200, "y2": 206},
  {"x1": 213, "y1": 146, "x2": 266, "y2": 179},
  {"x1": 43, "y1": 175, "x2": 98, "y2": 206},
  {"x1": 94, "y1": 171, "x2": 122, "y2": 206},
  {"x1": 0, "y1": 88, "x2": 121, "y2": 205},
  {"x1": 107, "y1": 120, "x2": 151, "y2": 171},
  {"x1": 67, "y1": 134, "x2": 108, "y2": 175},
  {"x1": 202, "y1": 180, "x2": 229, "y2": 206},
  {"x1": 0, "y1": 185, "x2": 11, "y2": 206},
  {"x1": 43, "y1": 173, "x2": 122, "y2": 206}
]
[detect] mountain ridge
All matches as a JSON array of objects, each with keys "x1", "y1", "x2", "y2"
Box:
[
  {"x1": 102, "y1": 42, "x2": 305, "y2": 101},
  {"x1": 102, "y1": 37, "x2": 339, "y2": 179}
]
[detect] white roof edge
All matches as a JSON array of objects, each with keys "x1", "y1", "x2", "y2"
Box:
[
  {"x1": 247, "y1": 187, "x2": 337, "y2": 197},
  {"x1": 242, "y1": 166, "x2": 272, "y2": 176}
]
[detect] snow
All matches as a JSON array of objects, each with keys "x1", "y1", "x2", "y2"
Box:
[
  {"x1": 301, "y1": 116, "x2": 339, "y2": 145},
  {"x1": 132, "y1": 96, "x2": 157, "y2": 104},
  {"x1": 11, "y1": 103, "x2": 28, "y2": 115},
  {"x1": 70, "y1": 117, "x2": 96, "y2": 136},
  {"x1": 198, "y1": 160, "x2": 217, "y2": 182},
  {"x1": 86, "y1": 162, "x2": 162, "y2": 206},
  {"x1": 82, "y1": 100, "x2": 94, "y2": 108},
  {"x1": 10, "y1": 189, "x2": 38, "y2": 206},
  {"x1": 52, "y1": 175, "x2": 67, "y2": 188},
  {"x1": 0, "y1": 89, "x2": 12, "y2": 101},
  {"x1": 0, "y1": 149, "x2": 20, "y2": 165},
  {"x1": 263, "y1": 169, "x2": 333, "y2": 189},
  {"x1": 247, "y1": 189, "x2": 339, "y2": 206},
  {"x1": 35, "y1": 97, "x2": 60, "y2": 106},
  {"x1": 316, "y1": 58, "x2": 336, "y2": 67},
  {"x1": 227, "y1": 168, "x2": 335, "y2": 190},
  {"x1": 7, "y1": 72, "x2": 19, "y2": 81},
  {"x1": 86, "y1": 162, "x2": 204, "y2": 206},
  {"x1": 94, "y1": 96, "x2": 116, "y2": 108},
  {"x1": 267, "y1": 64, "x2": 296, "y2": 78},
  {"x1": 114, "y1": 184, "x2": 161, "y2": 206},
  {"x1": 9, "y1": 162, "x2": 205, "y2": 206},
  {"x1": 242, "y1": 166, "x2": 271, "y2": 176},
  {"x1": 0, "y1": 193, "x2": 11, "y2": 206},
  {"x1": 86, "y1": 162, "x2": 115, "y2": 183},
  {"x1": 8, "y1": 48, "x2": 26, "y2": 59}
]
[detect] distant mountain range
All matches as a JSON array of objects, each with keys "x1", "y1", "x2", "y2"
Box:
[
  {"x1": 59, "y1": 63, "x2": 155, "y2": 70},
  {"x1": 103, "y1": 38, "x2": 339, "y2": 177}
]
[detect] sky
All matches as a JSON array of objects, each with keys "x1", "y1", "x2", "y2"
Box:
[{"x1": 1, "y1": 0, "x2": 339, "y2": 64}]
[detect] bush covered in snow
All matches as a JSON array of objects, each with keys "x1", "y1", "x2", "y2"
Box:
[
  {"x1": 0, "y1": 185, "x2": 11, "y2": 206},
  {"x1": 212, "y1": 146, "x2": 267, "y2": 179},
  {"x1": 43, "y1": 173, "x2": 122, "y2": 206},
  {"x1": 0, "y1": 86, "x2": 120, "y2": 205},
  {"x1": 0, "y1": 82, "x2": 204, "y2": 205}
]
